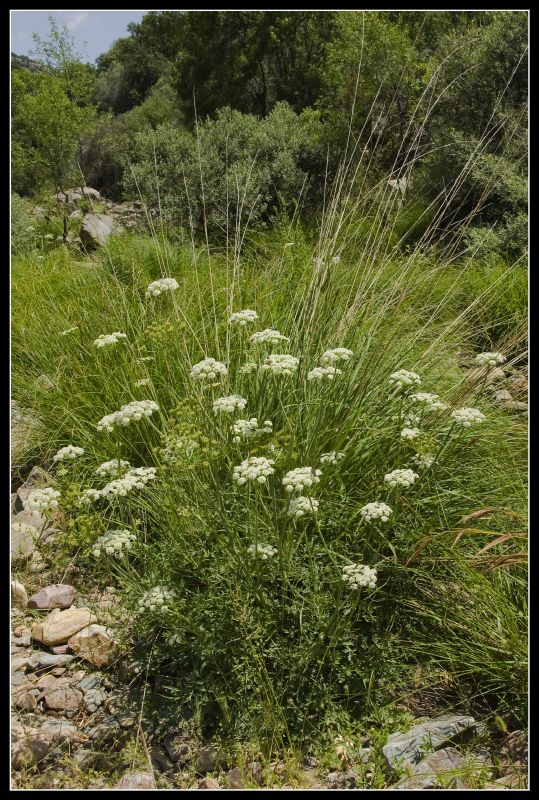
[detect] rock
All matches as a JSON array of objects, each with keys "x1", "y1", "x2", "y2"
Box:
[
  {"x1": 11, "y1": 672, "x2": 28, "y2": 687},
  {"x1": 13, "y1": 624, "x2": 31, "y2": 638},
  {"x1": 394, "y1": 747, "x2": 467, "y2": 789},
  {"x1": 51, "y1": 667, "x2": 67, "y2": 677},
  {"x1": 37, "y1": 674, "x2": 57, "y2": 690},
  {"x1": 227, "y1": 767, "x2": 244, "y2": 788},
  {"x1": 68, "y1": 624, "x2": 119, "y2": 667},
  {"x1": 84, "y1": 688, "x2": 105, "y2": 713},
  {"x1": 325, "y1": 769, "x2": 358, "y2": 789},
  {"x1": 11, "y1": 521, "x2": 37, "y2": 561},
  {"x1": 11, "y1": 732, "x2": 51, "y2": 770},
  {"x1": 78, "y1": 675, "x2": 101, "y2": 691},
  {"x1": 53, "y1": 187, "x2": 101, "y2": 205},
  {"x1": 499, "y1": 399, "x2": 528, "y2": 413},
  {"x1": 11, "y1": 655, "x2": 35, "y2": 672},
  {"x1": 43, "y1": 683, "x2": 83, "y2": 712},
  {"x1": 510, "y1": 376, "x2": 528, "y2": 394},
  {"x1": 150, "y1": 746, "x2": 175, "y2": 772},
  {"x1": 88, "y1": 717, "x2": 122, "y2": 742},
  {"x1": 11, "y1": 581, "x2": 28, "y2": 609},
  {"x1": 51, "y1": 645, "x2": 71, "y2": 655},
  {"x1": 247, "y1": 761, "x2": 264, "y2": 785},
  {"x1": 32, "y1": 607, "x2": 97, "y2": 646},
  {"x1": 198, "y1": 777, "x2": 220, "y2": 789},
  {"x1": 35, "y1": 653, "x2": 75, "y2": 669},
  {"x1": 196, "y1": 744, "x2": 226, "y2": 774},
  {"x1": 80, "y1": 213, "x2": 121, "y2": 247},
  {"x1": 114, "y1": 771, "x2": 156, "y2": 790},
  {"x1": 28, "y1": 584, "x2": 76, "y2": 610},
  {"x1": 494, "y1": 389, "x2": 513, "y2": 402},
  {"x1": 383, "y1": 714, "x2": 476, "y2": 771},
  {"x1": 498, "y1": 730, "x2": 528, "y2": 772},
  {"x1": 357, "y1": 747, "x2": 372, "y2": 764},
  {"x1": 38, "y1": 719, "x2": 78, "y2": 744},
  {"x1": 15, "y1": 690, "x2": 39, "y2": 711},
  {"x1": 163, "y1": 730, "x2": 191, "y2": 764},
  {"x1": 69, "y1": 209, "x2": 83, "y2": 220},
  {"x1": 11, "y1": 716, "x2": 25, "y2": 741},
  {"x1": 12, "y1": 633, "x2": 32, "y2": 648}
]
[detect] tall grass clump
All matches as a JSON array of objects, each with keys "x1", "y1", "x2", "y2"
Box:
[{"x1": 11, "y1": 45, "x2": 527, "y2": 754}]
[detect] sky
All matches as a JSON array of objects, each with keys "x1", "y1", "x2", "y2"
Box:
[{"x1": 10, "y1": 10, "x2": 149, "y2": 65}]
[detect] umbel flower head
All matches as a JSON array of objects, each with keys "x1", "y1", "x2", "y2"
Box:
[
  {"x1": 409, "y1": 392, "x2": 448, "y2": 411},
  {"x1": 410, "y1": 453, "x2": 435, "y2": 469},
  {"x1": 97, "y1": 400, "x2": 159, "y2": 432},
  {"x1": 261, "y1": 353, "x2": 299, "y2": 376},
  {"x1": 247, "y1": 543, "x2": 278, "y2": 559},
  {"x1": 359, "y1": 502, "x2": 393, "y2": 523},
  {"x1": 320, "y1": 451, "x2": 344, "y2": 465},
  {"x1": 23, "y1": 487, "x2": 61, "y2": 513},
  {"x1": 389, "y1": 369, "x2": 421, "y2": 390},
  {"x1": 99, "y1": 467, "x2": 157, "y2": 498},
  {"x1": 450, "y1": 407, "x2": 486, "y2": 427},
  {"x1": 92, "y1": 529, "x2": 135, "y2": 558},
  {"x1": 232, "y1": 418, "x2": 273, "y2": 442},
  {"x1": 307, "y1": 366, "x2": 342, "y2": 382},
  {"x1": 320, "y1": 348, "x2": 353, "y2": 365},
  {"x1": 283, "y1": 467, "x2": 322, "y2": 493},
  {"x1": 288, "y1": 496, "x2": 319, "y2": 519},
  {"x1": 384, "y1": 468, "x2": 418, "y2": 488},
  {"x1": 138, "y1": 586, "x2": 175, "y2": 613},
  {"x1": 190, "y1": 358, "x2": 228, "y2": 380},
  {"x1": 213, "y1": 395, "x2": 247, "y2": 414},
  {"x1": 233, "y1": 456, "x2": 275, "y2": 485},
  {"x1": 401, "y1": 427, "x2": 420, "y2": 440},
  {"x1": 96, "y1": 459, "x2": 131, "y2": 477},
  {"x1": 239, "y1": 361, "x2": 259, "y2": 375},
  {"x1": 93, "y1": 332, "x2": 128, "y2": 348},
  {"x1": 249, "y1": 328, "x2": 289, "y2": 346},
  {"x1": 135, "y1": 378, "x2": 151, "y2": 388},
  {"x1": 229, "y1": 309, "x2": 259, "y2": 326},
  {"x1": 53, "y1": 445, "x2": 84, "y2": 462},
  {"x1": 474, "y1": 352, "x2": 506, "y2": 367},
  {"x1": 342, "y1": 563, "x2": 377, "y2": 590},
  {"x1": 145, "y1": 277, "x2": 179, "y2": 298}
]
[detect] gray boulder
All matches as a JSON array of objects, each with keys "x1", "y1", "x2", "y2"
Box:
[
  {"x1": 53, "y1": 187, "x2": 101, "y2": 205},
  {"x1": 383, "y1": 714, "x2": 476, "y2": 771},
  {"x1": 80, "y1": 213, "x2": 122, "y2": 247}
]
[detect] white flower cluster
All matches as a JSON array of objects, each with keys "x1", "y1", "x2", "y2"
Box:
[
  {"x1": 307, "y1": 366, "x2": 342, "y2": 382},
  {"x1": 410, "y1": 453, "x2": 435, "y2": 469},
  {"x1": 250, "y1": 328, "x2": 289, "y2": 346},
  {"x1": 92, "y1": 529, "x2": 136, "y2": 557},
  {"x1": 359, "y1": 502, "x2": 393, "y2": 523},
  {"x1": 342, "y1": 563, "x2": 377, "y2": 590},
  {"x1": 96, "y1": 459, "x2": 131, "y2": 477},
  {"x1": 44, "y1": 233, "x2": 54, "y2": 241},
  {"x1": 283, "y1": 467, "x2": 322, "y2": 493},
  {"x1": 247, "y1": 543, "x2": 278, "y2": 559},
  {"x1": 100, "y1": 467, "x2": 157, "y2": 498},
  {"x1": 213, "y1": 395, "x2": 248, "y2": 414},
  {"x1": 135, "y1": 378, "x2": 151, "y2": 387},
  {"x1": 93, "y1": 332, "x2": 128, "y2": 348},
  {"x1": 239, "y1": 362, "x2": 259, "y2": 375},
  {"x1": 450, "y1": 407, "x2": 486, "y2": 427},
  {"x1": 409, "y1": 392, "x2": 448, "y2": 411},
  {"x1": 474, "y1": 352, "x2": 506, "y2": 367},
  {"x1": 401, "y1": 427, "x2": 420, "y2": 440},
  {"x1": 229, "y1": 309, "x2": 259, "y2": 326},
  {"x1": 97, "y1": 400, "x2": 159, "y2": 432},
  {"x1": 138, "y1": 586, "x2": 175, "y2": 613},
  {"x1": 261, "y1": 354, "x2": 299, "y2": 376},
  {"x1": 138, "y1": 356, "x2": 154, "y2": 362},
  {"x1": 233, "y1": 456, "x2": 275, "y2": 485},
  {"x1": 320, "y1": 348, "x2": 353, "y2": 365},
  {"x1": 145, "y1": 278, "x2": 179, "y2": 298},
  {"x1": 190, "y1": 358, "x2": 228, "y2": 380},
  {"x1": 231, "y1": 418, "x2": 272, "y2": 442},
  {"x1": 389, "y1": 370, "x2": 421, "y2": 390},
  {"x1": 403, "y1": 412, "x2": 421, "y2": 427},
  {"x1": 79, "y1": 488, "x2": 102, "y2": 505},
  {"x1": 384, "y1": 468, "x2": 418, "y2": 488},
  {"x1": 320, "y1": 451, "x2": 344, "y2": 465},
  {"x1": 52, "y1": 445, "x2": 84, "y2": 462},
  {"x1": 162, "y1": 434, "x2": 200, "y2": 462},
  {"x1": 59, "y1": 327, "x2": 78, "y2": 336},
  {"x1": 288, "y1": 496, "x2": 319, "y2": 519},
  {"x1": 23, "y1": 488, "x2": 60, "y2": 513}
]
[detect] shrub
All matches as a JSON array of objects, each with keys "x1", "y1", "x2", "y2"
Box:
[{"x1": 121, "y1": 102, "x2": 328, "y2": 236}]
